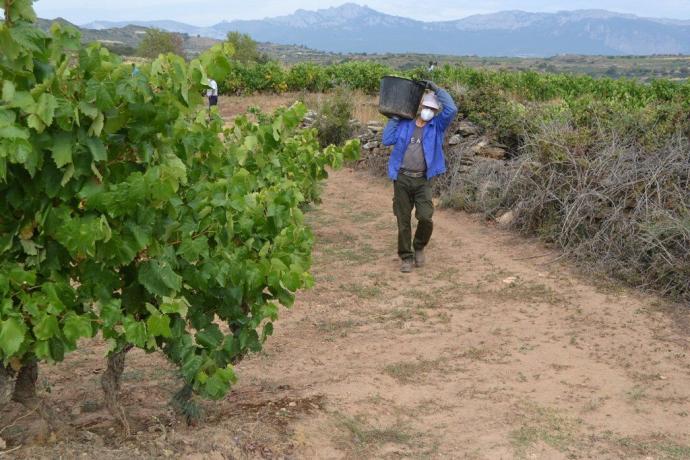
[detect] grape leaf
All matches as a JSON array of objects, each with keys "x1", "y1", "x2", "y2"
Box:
[
  {"x1": 33, "y1": 315, "x2": 60, "y2": 340},
  {"x1": 36, "y1": 93, "x2": 58, "y2": 126},
  {"x1": 85, "y1": 136, "x2": 107, "y2": 162},
  {"x1": 51, "y1": 132, "x2": 73, "y2": 167},
  {"x1": 62, "y1": 313, "x2": 93, "y2": 343},
  {"x1": 0, "y1": 317, "x2": 27, "y2": 357},
  {"x1": 138, "y1": 260, "x2": 182, "y2": 297},
  {"x1": 146, "y1": 313, "x2": 171, "y2": 338}
]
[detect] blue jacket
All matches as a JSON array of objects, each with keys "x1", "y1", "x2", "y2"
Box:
[{"x1": 382, "y1": 88, "x2": 458, "y2": 181}]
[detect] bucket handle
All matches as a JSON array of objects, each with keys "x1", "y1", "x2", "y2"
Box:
[{"x1": 412, "y1": 79, "x2": 430, "y2": 90}]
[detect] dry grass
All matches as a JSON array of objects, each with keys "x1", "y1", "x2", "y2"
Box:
[
  {"x1": 218, "y1": 92, "x2": 302, "y2": 122},
  {"x1": 219, "y1": 91, "x2": 385, "y2": 126}
]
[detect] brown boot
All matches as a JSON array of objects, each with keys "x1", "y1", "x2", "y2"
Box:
[
  {"x1": 415, "y1": 249, "x2": 425, "y2": 268},
  {"x1": 400, "y1": 259, "x2": 413, "y2": 273}
]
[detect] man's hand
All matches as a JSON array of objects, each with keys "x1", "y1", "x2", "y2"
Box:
[{"x1": 422, "y1": 80, "x2": 440, "y2": 92}]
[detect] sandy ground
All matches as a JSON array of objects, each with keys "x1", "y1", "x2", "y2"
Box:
[{"x1": 3, "y1": 167, "x2": 690, "y2": 459}]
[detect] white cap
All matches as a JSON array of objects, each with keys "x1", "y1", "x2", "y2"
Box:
[{"x1": 421, "y1": 92, "x2": 440, "y2": 110}]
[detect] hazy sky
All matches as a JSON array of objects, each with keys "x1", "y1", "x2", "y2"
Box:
[{"x1": 33, "y1": 0, "x2": 690, "y2": 26}]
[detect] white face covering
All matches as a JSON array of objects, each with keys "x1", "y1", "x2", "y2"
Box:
[{"x1": 420, "y1": 108, "x2": 435, "y2": 122}]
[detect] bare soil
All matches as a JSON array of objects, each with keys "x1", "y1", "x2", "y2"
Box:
[
  {"x1": 3, "y1": 168, "x2": 690, "y2": 459},
  {"x1": 217, "y1": 92, "x2": 384, "y2": 125}
]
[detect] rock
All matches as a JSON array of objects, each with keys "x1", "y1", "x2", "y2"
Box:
[
  {"x1": 471, "y1": 139, "x2": 507, "y2": 160},
  {"x1": 457, "y1": 120, "x2": 480, "y2": 136},
  {"x1": 448, "y1": 134, "x2": 462, "y2": 145},
  {"x1": 497, "y1": 210, "x2": 515, "y2": 228},
  {"x1": 0, "y1": 436, "x2": 6, "y2": 450},
  {"x1": 479, "y1": 146, "x2": 508, "y2": 160},
  {"x1": 470, "y1": 138, "x2": 489, "y2": 153},
  {"x1": 363, "y1": 141, "x2": 379, "y2": 150},
  {"x1": 80, "y1": 430, "x2": 104, "y2": 447},
  {"x1": 366, "y1": 121, "x2": 384, "y2": 132}
]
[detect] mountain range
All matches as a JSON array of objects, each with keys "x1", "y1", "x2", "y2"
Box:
[{"x1": 81, "y1": 3, "x2": 690, "y2": 57}]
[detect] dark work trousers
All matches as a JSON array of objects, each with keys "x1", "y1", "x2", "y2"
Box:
[{"x1": 393, "y1": 173, "x2": 434, "y2": 261}]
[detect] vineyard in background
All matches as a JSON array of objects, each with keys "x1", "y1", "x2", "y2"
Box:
[{"x1": 219, "y1": 59, "x2": 690, "y2": 149}]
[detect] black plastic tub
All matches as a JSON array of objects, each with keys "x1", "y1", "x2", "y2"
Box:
[{"x1": 378, "y1": 76, "x2": 426, "y2": 119}]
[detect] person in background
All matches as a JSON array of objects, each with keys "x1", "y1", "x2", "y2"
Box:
[
  {"x1": 382, "y1": 81, "x2": 458, "y2": 273},
  {"x1": 131, "y1": 63, "x2": 141, "y2": 77},
  {"x1": 207, "y1": 78, "x2": 218, "y2": 108}
]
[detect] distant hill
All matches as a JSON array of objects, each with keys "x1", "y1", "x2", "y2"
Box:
[
  {"x1": 78, "y1": 3, "x2": 690, "y2": 57},
  {"x1": 37, "y1": 18, "x2": 220, "y2": 57},
  {"x1": 33, "y1": 16, "x2": 690, "y2": 82}
]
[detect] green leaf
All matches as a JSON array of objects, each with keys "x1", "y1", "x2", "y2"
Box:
[
  {"x1": 42, "y1": 283, "x2": 67, "y2": 314},
  {"x1": 51, "y1": 213, "x2": 110, "y2": 257},
  {"x1": 85, "y1": 80, "x2": 114, "y2": 111},
  {"x1": 8, "y1": 265, "x2": 35, "y2": 286},
  {"x1": 160, "y1": 296, "x2": 189, "y2": 318},
  {"x1": 123, "y1": 316, "x2": 147, "y2": 348},
  {"x1": 85, "y1": 136, "x2": 107, "y2": 162},
  {"x1": 2, "y1": 81, "x2": 16, "y2": 102},
  {"x1": 49, "y1": 337, "x2": 64, "y2": 361},
  {"x1": 0, "y1": 233, "x2": 13, "y2": 255},
  {"x1": 33, "y1": 315, "x2": 60, "y2": 340},
  {"x1": 27, "y1": 114, "x2": 45, "y2": 133},
  {"x1": 7, "y1": 90, "x2": 35, "y2": 112},
  {"x1": 146, "y1": 312, "x2": 172, "y2": 338},
  {"x1": 51, "y1": 132, "x2": 73, "y2": 167},
  {"x1": 138, "y1": 260, "x2": 182, "y2": 297},
  {"x1": 0, "y1": 317, "x2": 27, "y2": 358},
  {"x1": 177, "y1": 236, "x2": 208, "y2": 263},
  {"x1": 181, "y1": 353, "x2": 203, "y2": 381},
  {"x1": 36, "y1": 93, "x2": 58, "y2": 126},
  {"x1": 99, "y1": 299, "x2": 123, "y2": 328},
  {"x1": 243, "y1": 135, "x2": 258, "y2": 151},
  {"x1": 262, "y1": 321, "x2": 274, "y2": 341},
  {"x1": 34, "y1": 340, "x2": 51, "y2": 361},
  {"x1": 0, "y1": 125, "x2": 29, "y2": 140},
  {"x1": 8, "y1": 0, "x2": 37, "y2": 22},
  {"x1": 78, "y1": 101, "x2": 98, "y2": 119},
  {"x1": 60, "y1": 164, "x2": 74, "y2": 186},
  {"x1": 88, "y1": 111, "x2": 104, "y2": 137},
  {"x1": 62, "y1": 312, "x2": 93, "y2": 343},
  {"x1": 195, "y1": 324, "x2": 223, "y2": 349},
  {"x1": 203, "y1": 365, "x2": 237, "y2": 399}
]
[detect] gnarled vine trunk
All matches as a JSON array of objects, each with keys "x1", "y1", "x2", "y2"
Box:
[
  {"x1": 10, "y1": 360, "x2": 59, "y2": 431},
  {"x1": 0, "y1": 363, "x2": 16, "y2": 408},
  {"x1": 101, "y1": 346, "x2": 133, "y2": 435}
]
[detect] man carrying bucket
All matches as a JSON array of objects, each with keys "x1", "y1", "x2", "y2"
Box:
[{"x1": 382, "y1": 81, "x2": 458, "y2": 273}]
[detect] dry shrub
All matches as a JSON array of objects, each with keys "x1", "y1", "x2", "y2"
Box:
[
  {"x1": 312, "y1": 87, "x2": 355, "y2": 147},
  {"x1": 435, "y1": 146, "x2": 515, "y2": 216},
  {"x1": 357, "y1": 151, "x2": 389, "y2": 178},
  {"x1": 450, "y1": 114, "x2": 690, "y2": 300}
]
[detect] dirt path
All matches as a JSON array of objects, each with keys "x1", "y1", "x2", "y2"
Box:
[{"x1": 4, "y1": 168, "x2": 690, "y2": 459}]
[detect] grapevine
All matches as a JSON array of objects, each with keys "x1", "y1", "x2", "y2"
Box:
[{"x1": 0, "y1": 0, "x2": 359, "y2": 429}]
